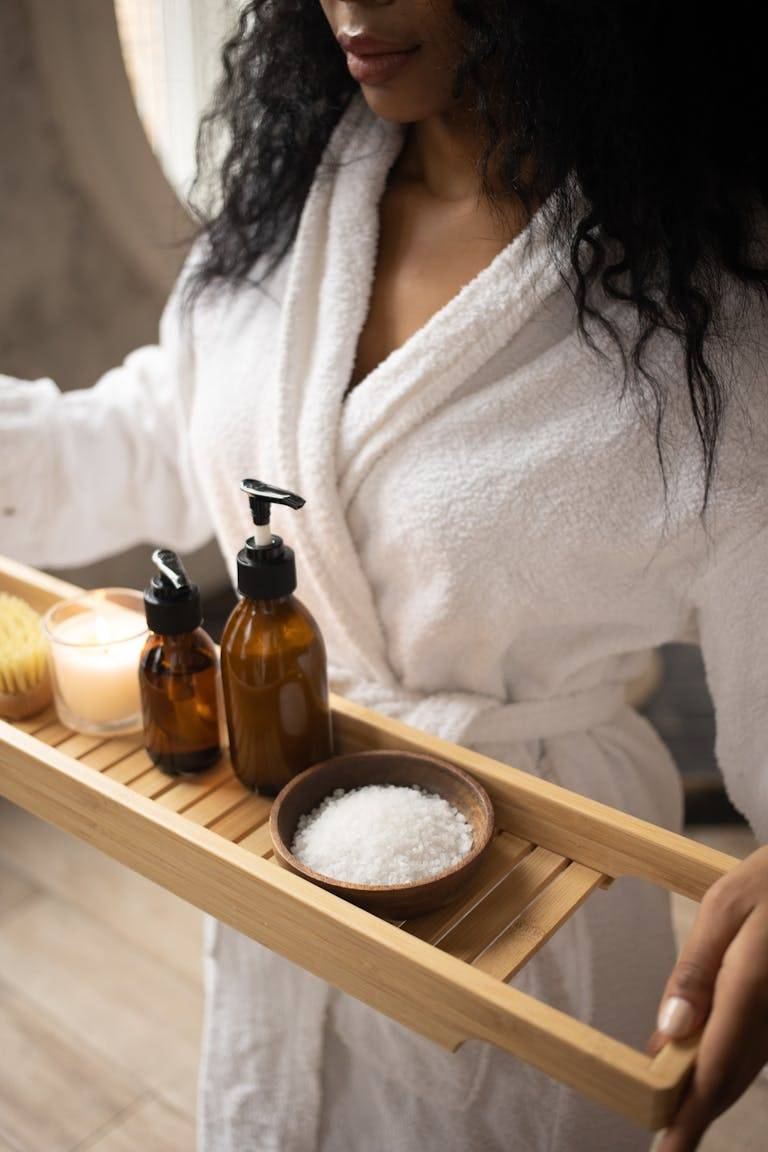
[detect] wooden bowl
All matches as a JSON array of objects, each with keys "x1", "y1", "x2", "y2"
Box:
[{"x1": 269, "y1": 749, "x2": 495, "y2": 919}]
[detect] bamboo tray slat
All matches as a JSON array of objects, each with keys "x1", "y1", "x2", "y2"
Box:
[
  {"x1": 438, "y1": 845, "x2": 569, "y2": 964},
  {"x1": 474, "y1": 861, "x2": 604, "y2": 982},
  {"x1": 405, "y1": 830, "x2": 531, "y2": 944},
  {"x1": 0, "y1": 555, "x2": 741, "y2": 1130}
]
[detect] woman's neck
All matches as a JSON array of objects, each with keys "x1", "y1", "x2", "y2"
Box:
[
  {"x1": 395, "y1": 109, "x2": 483, "y2": 201},
  {"x1": 392, "y1": 106, "x2": 539, "y2": 231}
]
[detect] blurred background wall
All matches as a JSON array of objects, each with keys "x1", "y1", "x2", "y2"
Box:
[{"x1": 0, "y1": 0, "x2": 234, "y2": 594}]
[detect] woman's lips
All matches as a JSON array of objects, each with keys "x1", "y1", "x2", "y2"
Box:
[{"x1": 339, "y1": 36, "x2": 421, "y2": 86}]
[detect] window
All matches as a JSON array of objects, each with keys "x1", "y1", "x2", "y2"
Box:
[{"x1": 115, "y1": 0, "x2": 236, "y2": 197}]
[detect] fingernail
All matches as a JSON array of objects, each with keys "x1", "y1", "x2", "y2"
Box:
[{"x1": 657, "y1": 995, "x2": 696, "y2": 1037}]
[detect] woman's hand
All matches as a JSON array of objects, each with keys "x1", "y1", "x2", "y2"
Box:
[{"x1": 648, "y1": 844, "x2": 768, "y2": 1151}]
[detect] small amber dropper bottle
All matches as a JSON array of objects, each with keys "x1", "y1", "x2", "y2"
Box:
[
  {"x1": 220, "y1": 479, "x2": 333, "y2": 795},
  {"x1": 139, "y1": 549, "x2": 221, "y2": 776}
]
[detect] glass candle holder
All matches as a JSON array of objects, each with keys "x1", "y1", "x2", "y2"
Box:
[{"x1": 43, "y1": 588, "x2": 148, "y2": 736}]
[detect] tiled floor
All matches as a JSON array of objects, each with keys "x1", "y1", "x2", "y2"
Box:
[{"x1": 0, "y1": 804, "x2": 764, "y2": 1151}]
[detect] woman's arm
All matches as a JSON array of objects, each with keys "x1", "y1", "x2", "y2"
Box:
[
  {"x1": 651, "y1": 521, "x2": 768, "y2": 1150},
  {"x1": 0, "y1": 255, "x2": 213, "y2": 567}
]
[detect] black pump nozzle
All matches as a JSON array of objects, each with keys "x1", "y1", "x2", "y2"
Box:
[
  {"x1": 144, "y1": 549, "x2": 202, "y2": 635},
  {"x1": 237, "y1": 478, "x2": 304, "y2": 600},
  {"x1": 151, "y1": 548, "x2": 192, "y2": 594},
  {"x1": 240, "y1": 479, "x2": 305, "y2": 536}
]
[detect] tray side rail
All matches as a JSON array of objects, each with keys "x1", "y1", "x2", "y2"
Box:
[{"x1": 331, "y1": 695, "x2": 739, "y2": 900}]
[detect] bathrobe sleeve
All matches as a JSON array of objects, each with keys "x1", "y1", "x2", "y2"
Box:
[
  {"x1": 0, "y1": 253, "x2": 213, "y2": 568},
  {"x1": 692, "y1": 519, "x2": 768, "y2": 843}
]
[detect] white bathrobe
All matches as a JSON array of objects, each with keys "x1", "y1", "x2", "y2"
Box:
[{"x1": 2, "y1": 92, "x2": 767, "y2": 1152}]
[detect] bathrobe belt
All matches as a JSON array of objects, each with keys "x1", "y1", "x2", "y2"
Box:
[{"x1": 329, "y1": 664, "x2": 628, "y2": 748}]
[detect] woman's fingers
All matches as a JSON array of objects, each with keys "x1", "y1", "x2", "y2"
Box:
[
  {"x1": 656, "y1": 876, "x2": 749, "y2": 1040},
  {"x1": 656, "y1": 908, "x2": 768, "y2": 1152},
  {"x1": 646, "y1": 1027, "x2": 669, "y2": 1058}
]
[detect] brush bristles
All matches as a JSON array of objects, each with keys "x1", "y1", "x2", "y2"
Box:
[{"x1": 0, "y1": 594, "x2": 49, "y2": 694}]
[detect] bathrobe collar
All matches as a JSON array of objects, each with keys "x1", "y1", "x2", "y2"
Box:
[{"x1": 267, "y1": 92, "x2": 565, "y2": 685}]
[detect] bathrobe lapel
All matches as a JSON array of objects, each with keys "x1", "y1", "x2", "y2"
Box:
[
  {"x1": 267, "y1": 92, "x2": 564, "y2": 687},
  {"x1": 266, "y1": 95, "x2": 402, "y2": 686},
  {"x1": 337, "y1": 211, "x2": 564, "y2": 511}
]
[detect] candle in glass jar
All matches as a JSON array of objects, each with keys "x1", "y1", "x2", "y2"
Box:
[{"x1": 44, "y1": 591, "x2": 147, "y2": 734}]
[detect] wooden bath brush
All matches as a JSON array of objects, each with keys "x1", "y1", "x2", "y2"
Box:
[{"x1": 0, "y1": 593, "x2": 52, "y2": 720}]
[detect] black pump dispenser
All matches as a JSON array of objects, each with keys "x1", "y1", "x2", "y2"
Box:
[
  {"x1": 143, "y1": 549, "x2": 202, "y2": 635},
  {"x1": 237, "y1": 479, "x2": 305, "y2": 601}
]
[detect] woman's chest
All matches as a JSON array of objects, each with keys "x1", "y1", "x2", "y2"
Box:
[{"x1": 347, "y1": 188, "x2": 515, "y2": 394}]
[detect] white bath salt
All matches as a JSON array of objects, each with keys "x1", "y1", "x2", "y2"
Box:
[{"x1": 290, "y1": 783, "x2": 474, "y2": 886}]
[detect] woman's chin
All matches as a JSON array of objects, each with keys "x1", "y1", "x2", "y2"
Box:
[{"x1": 356, "y1": 84, "x2": 447, "y2": 125}]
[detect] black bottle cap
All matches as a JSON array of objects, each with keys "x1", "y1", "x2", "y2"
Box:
[
  {"x1": 144, "y1": 549, "x2": 202, "y2": 635},
  {"x1": 236, "y1": 479, "x2": 305, "y2": 601}
]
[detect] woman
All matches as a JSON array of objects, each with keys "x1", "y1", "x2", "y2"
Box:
[{"x1": 2, "y1": 2, "x2": 767, "y2": 1149}]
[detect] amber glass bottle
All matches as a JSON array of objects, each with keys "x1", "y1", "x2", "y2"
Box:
[
  {"x1": 140, "y1": 629, "x2": 221, "y2": 775},
  {"x1": 221, "y1": 594, "x2": 332, "y2": 794},
  {"x1": 220, "y1": 479, "x2": 333, "y2": 795},
  {"x1": 140, "y1": 549, "x2": 221, "y2": 776}
]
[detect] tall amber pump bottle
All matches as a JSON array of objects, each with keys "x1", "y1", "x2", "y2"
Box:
[
  {"x1": 220, "y1": 479, "x2": 333, "y2": 795},
  {"x1": 139, "y1": 549, "x2": 221, "y2": 775}
]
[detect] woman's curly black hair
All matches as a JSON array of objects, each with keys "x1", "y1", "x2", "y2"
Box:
[{"x1": 190, "y1": 0, "x2": 768, "y2": 517}]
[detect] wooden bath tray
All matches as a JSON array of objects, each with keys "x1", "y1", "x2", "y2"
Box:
[{"x1": 0, "y1": 555, "x2": 739, "y2": 1130}]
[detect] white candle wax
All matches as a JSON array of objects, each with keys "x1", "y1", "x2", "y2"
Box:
[{"x1": 49, "y1": 606, "x2": 147, "y2": 727}]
